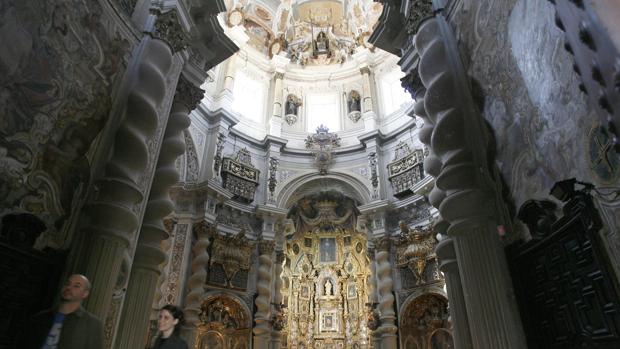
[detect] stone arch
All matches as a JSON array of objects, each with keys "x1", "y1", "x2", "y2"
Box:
[{"x1": 276, "y1": 171, "x2": 371, "y2": 209}]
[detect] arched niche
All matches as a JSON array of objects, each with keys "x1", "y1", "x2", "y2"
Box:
[
  {"x1": 195, "y1": 292, "x2": 252, "y2": 349},
  {"x1": 276, "y1": 172, "x2": 371, "y2": 209},
  {"x1": 399, "y1": 293, "x2": 452, "y2": 349}
]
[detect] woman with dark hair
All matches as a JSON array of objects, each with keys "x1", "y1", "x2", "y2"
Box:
[{"x1": 152, "y1": 304, "x2": 188, "y2": 349}]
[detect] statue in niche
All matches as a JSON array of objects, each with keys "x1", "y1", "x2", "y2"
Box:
[
  {"x1": 285, "y1": 94, "x2": 302, "y2": 125},
  {"x1": 324, "y1": 279, "x2": 333, "y2": 296},
  {"x1": 348, "y1": 90, "x2": 361, "y2": 113},
  {"x1": 347, "y1": 90, "x2": 362, "y2": 122}
]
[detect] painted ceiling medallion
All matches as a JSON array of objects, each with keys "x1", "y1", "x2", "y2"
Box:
[
  {"x1": 254, "y1": 6, "x2": 272, "y2": 21},
  {"x1": 227, "y1": 9, "x2": 244, "y2": 27}
]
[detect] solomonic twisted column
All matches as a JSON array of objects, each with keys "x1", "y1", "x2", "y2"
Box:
[
  {"x1": 270, "y1": 250, "x2": 285, "y2": 349},
  {"x1": 77, "y1": 37, "x2": 174, "y2": 320},
  {"x1": 253, "y1": 240, "x2": 274, "y2": 349},
  {"x1": 375, "y1": 237, "x2": 397, "y2": 348},
  {"x1": 184, "y1": 220, "x2": 214, "y2": 325},
  {"x1": 414, "y1": 15, "x2": 526, "y2": 348},
  {"x1": 115, "y1": 74, "x2": 203, "y2": 349}
]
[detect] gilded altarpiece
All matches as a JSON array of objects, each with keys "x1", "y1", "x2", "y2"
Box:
[
  {"x1": 284, "y1": 194, "x2": 372, "y2": 349},
  {"x1": 399, "y1": 294, "x2": 452, "y2": 349},
  {"x1": 195, "y1": 295, "x2": 252, "y2": 349}
]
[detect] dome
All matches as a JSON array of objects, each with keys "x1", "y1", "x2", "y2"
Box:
[{"x1": 203, "y1": 0, "x2": 414, "y2": 146}]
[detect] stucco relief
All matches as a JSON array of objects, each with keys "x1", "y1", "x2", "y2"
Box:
[
  {"x1": 450, "y1": 0, "x2": 612, "y2": 227},
  {"x1": 0, "y1": 0, "x2": 132, "y2": 246}
]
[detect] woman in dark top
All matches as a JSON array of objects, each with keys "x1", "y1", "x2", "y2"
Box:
[{"x1": 152, "y1": 304, "x2": 189, "y2": 349}]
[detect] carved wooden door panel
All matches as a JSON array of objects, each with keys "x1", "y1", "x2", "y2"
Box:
[{"x1": 510, "y1": 195, "x2": 620, "y2": 348}]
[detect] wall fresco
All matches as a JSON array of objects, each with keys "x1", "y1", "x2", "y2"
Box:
[{"x1": 0, "y1": 0, "x2": 132, "y2": 247}]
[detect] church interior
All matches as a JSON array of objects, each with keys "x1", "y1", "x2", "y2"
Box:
[{"x1": 1, "y1": 0, "x2": 620, "y2": 348}]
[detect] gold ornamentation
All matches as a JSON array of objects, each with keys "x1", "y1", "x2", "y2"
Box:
[
  {"x1": 210, "y1": 230, "x2": 254, "y2": 287},
  {"x1": 285, "y1": 229, "x2": 372, "y2": 347},
  {"x1": 196, "y1": 296, "x2": 251, "y2": 349},
  {"x1": 394, "y1": 223, "x2": 437, "y2": 285}
]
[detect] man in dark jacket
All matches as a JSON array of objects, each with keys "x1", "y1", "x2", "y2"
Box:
[{"x1": 19, "y1": 274, "x2": 103, "y2": 349}]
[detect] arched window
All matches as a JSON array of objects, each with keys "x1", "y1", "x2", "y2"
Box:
[
  {"x1": 306, "y1": 92, "x2": 340, "y2": 131},
  {"x1": 381, "y1": 69, "x2": 412, "y2": 115},
  {"x1": 232, "y1": 70, "x2": 265, "y2": 123}
]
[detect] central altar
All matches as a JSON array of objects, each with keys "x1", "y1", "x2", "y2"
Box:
[{"x1": 283, "y1": 195, "x2": 372, "y2": 349}]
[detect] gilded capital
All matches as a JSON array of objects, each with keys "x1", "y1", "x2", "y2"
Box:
[{"x1": 193, "y1": 220, "x2": 215, "y2": 239}]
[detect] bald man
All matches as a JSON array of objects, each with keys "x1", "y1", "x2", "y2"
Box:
[{"x1": 19, "y1": 274, "x2": 103, "y2": 349}]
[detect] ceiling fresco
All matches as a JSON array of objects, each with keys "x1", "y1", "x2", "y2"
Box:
[{"x1": 225, "y1": 0, "x2": 383, "y2": 66}]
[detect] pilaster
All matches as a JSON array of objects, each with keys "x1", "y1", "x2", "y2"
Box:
[{"x1": 435, "y1": 222, "x2": 473, "y2": 349}]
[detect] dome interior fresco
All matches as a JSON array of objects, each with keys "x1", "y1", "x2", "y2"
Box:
[{"x1": 224, "y1": 0, "x2": 383, "y2": 66}]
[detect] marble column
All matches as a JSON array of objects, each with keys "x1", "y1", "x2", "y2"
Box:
[
  {"x1": 115, "y1": 74, "x2": 202, "y2": 349},
  {"x1": 254, "y1": 240, "x2": 275, "y2": 349},
  {"x1": 76, "y1": 37, "x2": 176, "y2": 320},
  {"x1": 184, "y1": 221, "x2": 214, "y2": 325},
  {"x1": 375, "y1": 237, "x2": 397, "y2": 348},
  {"x1": 435, "y1": 220, "x2": 473, "y2": 349},
  {"x1": 413, "y1": 16, "x2": 526, "y2": 348}
]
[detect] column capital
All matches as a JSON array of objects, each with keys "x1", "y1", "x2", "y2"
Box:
[
  {"x1": 174, "y1": 74, "x2": 204, "y2": 110},
  {"x1": 404, "y1": 0, "x2": 435, "y2": 36},
  {"x1": 401, "y1": 71, "x2": 424, "y2": 99},
  {"x1": 375, "y1": 236, "x2": 391, "y2": 252},
  {"x1": 152, "y1": 9, "x2": 188, "y2": 53},
  {"x1": 258, "y1": 239, "x2": 275, "y2": 255},
  {"x1": 274, "y1": 71, "x2": 285, "y2": 80},
  {"x1": 192, "y1": 220, "x2": 215, "y2": 239},
  {"x1": 360, "y1": 66, "x2": 371, "y2": 75}
]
